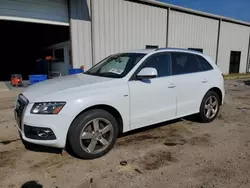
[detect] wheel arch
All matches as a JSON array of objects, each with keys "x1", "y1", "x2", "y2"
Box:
[
  {"x1": 205, "y1": 87, "x2": 223, "y2": 105},
  {"x1": 69, "y1": 104, "x2": 124, "y2": 134}
]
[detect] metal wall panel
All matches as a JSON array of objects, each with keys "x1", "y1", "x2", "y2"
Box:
[
  {"x1": 92, "y1": 0, "x2": 168, "y2": 63},
  {"x1": 0, "y1": 0, "x2": 69, "y2": 25},
  {"x1": 217, "y1": 21, "x2": 250, "y2": 74},
  {"x1": 70, "y1": 0, "x2": 92, "y2": 70},
  {"x1": 168, "y1": 10, "x2": 219, "y2": 62}
]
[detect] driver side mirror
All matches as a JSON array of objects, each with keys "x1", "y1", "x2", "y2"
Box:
[{"x1": 136, "y1": 67, "x2": 158, "y2": 80}]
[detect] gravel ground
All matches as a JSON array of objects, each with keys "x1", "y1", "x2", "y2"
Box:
[{"x1": 0, "y1": 79, "x2": 250, "y2": 188}]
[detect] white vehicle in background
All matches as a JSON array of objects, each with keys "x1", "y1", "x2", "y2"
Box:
[{"x1": 15, "y1": 48, "x2": 225, "y2": 159}]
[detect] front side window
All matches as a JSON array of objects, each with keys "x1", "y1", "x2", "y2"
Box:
[
  {"x1": 139, "y1": 53, "x2": 171, "y2": 77},
  {"x1": 85, "y1": 53, "x2": 146, "y2": 78},
  {"x1": 171, "y1": 52, "x2": 202, "y2": 75}
]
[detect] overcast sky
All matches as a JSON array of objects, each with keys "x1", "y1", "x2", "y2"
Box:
[{"x1": 160, "y1": 0, "x2": 250, "y2": 22}]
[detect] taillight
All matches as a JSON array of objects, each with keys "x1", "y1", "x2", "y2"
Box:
[{"x1": 221, "y1": 73, "x2": 224, "y2": 79}]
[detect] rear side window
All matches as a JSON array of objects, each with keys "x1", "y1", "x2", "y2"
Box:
[
  {"x1": 171, "y1": 52, "x2": 202, "y2": 75},
  {"x1": 196, "y1": 55, "x2": 213, "y2": 71}
]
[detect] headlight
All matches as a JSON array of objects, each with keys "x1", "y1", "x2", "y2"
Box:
[{"x1": 31, "y1": 102, "x2": 66, "y2": 114}]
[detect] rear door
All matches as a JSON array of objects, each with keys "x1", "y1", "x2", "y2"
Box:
[{"x1": 171, "y1": 52, "x2": 213, "y2": 117}]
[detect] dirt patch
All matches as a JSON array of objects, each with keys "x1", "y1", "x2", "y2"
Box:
[
  {"x1": 188, "y1": 134, "x2": 211, "y2": 146},
  {"x1": 164, "y1": 138, "x2": 187, "y2": 146},
  {"x1": 138, "y1": 150, "x2": 177, "y2": 170},
  {"x1": 0, "y1": 119, "x2": 10, "y2": 123},
  {"x1": 0, "y1": 139, "x2": 20, "y2": 145},
  {"x1": 117, "y1": 134, "x2": 162, "y2": 146},
  {"x1": 195, "y1": 166, "x2": 236, "y2": 186},
  {"x1": 0, "y1": 149, "x2": 23, "y2": 168},
  {"x1": 117, "y1": 125, "x2": 190, "y2": 147},
  {"x1": 0, "y1": 98, "x2": 16, "y2": 110},
  {"x1": 163, "y1": 133, "x2": 211, "y2": 147},
  {"x1": 30, "y1": 155, "x2": 71, "y2": 171}
]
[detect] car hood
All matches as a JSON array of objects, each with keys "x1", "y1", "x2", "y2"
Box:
[{"x1": 22, "y1": 74, "x2": 113, "y2": 102}]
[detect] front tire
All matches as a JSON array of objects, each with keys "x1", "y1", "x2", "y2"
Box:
[
  {"x1": 199, "y1": 91, "x2": 220, "y2": 123},
  {"x1": 67, "y1": 109, "x2": 119, "y2": 159}
]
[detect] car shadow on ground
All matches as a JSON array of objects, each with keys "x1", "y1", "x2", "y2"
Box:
[{"x1": 22, "y1": 139, "x2": 62, "y2": 155}]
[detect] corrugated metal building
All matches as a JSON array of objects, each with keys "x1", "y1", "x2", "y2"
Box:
[
  {"x1": 0, "y1": 0, "x2": 250, "y2": 75},
  {"x1": 71, "y1": 0, "x2": 250, "y2": 74}
]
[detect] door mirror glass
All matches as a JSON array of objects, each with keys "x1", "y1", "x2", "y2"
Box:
[{"x1": 136, "y1": 67, "x2": 158, "y2": 79}]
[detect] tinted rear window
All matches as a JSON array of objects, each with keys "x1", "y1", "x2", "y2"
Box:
[
  {"x1": 196, "y1": 55, "x2": 213, "y2": 71},
  {"x1": 171, "y1": 52, "x2": 202, "y2": 75}
]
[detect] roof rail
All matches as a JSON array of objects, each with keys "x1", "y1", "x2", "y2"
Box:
[{"x1": 155, "y1": 48, "x2": 203, "y2": 53}]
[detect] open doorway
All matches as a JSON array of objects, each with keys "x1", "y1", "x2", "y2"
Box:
[
  {"x1": 0, "y1": 20, "x2": 70, "y2": 81},
  {"x1": 229, "y1": 51, "x2": 241, "y2": 74}
]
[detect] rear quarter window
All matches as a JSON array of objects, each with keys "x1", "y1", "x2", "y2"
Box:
[{"x1": 196, "y1": 55, "x2": 213, "y2": 71}]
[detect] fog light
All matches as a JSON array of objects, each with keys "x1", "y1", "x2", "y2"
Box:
[
  {"x1": 24, "y1": 125, "x2": 56, "y2": 140},
  {"x1": 37, "y1": 129, "x2": 51, "y2": 138}
]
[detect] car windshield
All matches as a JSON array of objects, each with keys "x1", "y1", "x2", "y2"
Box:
[{"x1": 85, "y1": 53, "x2": 146, "y2": 78}]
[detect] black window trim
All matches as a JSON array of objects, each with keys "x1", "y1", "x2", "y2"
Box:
[
  {"x1": 129, "y1": 52, "x2": 172, "y2": 81},
  {"x1": 170, "y1": 52, "x2": 214, "y2": 76},
  {"x1": 129, "y1": 51, "x2": 214, "y2": 81}
]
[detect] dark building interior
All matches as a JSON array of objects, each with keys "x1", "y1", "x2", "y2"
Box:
[{"x1": 0, "y1": 21, "x2": 69, "y2": 81}]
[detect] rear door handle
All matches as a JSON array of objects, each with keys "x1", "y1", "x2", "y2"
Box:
[
  {"x1": 168, "y1": 83, "x2": 176, "y2": 88},
  {"x1": 201, "y1": 79, "x2": 208, "y2": 83}
]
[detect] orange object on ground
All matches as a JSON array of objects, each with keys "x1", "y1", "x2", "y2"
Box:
[
  {"x1": 45, "y1": 56, "x2": 53, "y2": 60},
  {"x1": 80, "y1": 65, "x2": 84, "y2": 71},
  {"x1": 11, "y1": 74, "x2": 22, "y2": 86}
]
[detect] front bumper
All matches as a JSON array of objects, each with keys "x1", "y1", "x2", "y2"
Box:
[{"x1": 16, "y1": 98, "x2": 72, "y2": 148}]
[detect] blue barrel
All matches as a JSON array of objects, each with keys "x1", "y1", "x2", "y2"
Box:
[
  {"x1": 29, "y1": 75, "x2": 47, "y2": 85},
  {"x1": 68, "y1": 68, "x2": 84, "y2": 75}
]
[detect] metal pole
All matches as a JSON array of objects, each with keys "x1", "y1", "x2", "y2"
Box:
[
  {"x1": 166, "y1": 7, "x2": 170, "y2": 47},
  {"x1": 215, "y1": 19, "x2": 221, "y2": 65},
  {"x1": 246, "y1": 32, "x2": 250, "y2": 73}
]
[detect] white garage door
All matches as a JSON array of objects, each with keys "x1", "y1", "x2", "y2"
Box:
[{"x1": 0, "y1": 0, "x2": 69, "y2": 25}]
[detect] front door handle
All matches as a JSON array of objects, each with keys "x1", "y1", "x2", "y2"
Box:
[
  {"x1": 168, "y1": 83, "x2": 176, "y2": 88},
  {"x1": 201, "y1": 79, "x2": 208, "y2": 83}
]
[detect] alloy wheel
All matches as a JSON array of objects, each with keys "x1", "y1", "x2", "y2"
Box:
[
  {"x1": 204, "y1": 96, "x2": 218, "y2": 119},
  {"x1": 79, "y1": 118, "x2": 114, "y2": 154}
]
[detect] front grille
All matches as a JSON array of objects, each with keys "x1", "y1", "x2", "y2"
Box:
[{"x1": 15, "y1": 94, "x2": 29, "y2": 129}]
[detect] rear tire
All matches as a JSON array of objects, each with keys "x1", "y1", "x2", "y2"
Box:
[
  {"x1": 67, "y1": 109, "x2": 118, "y2": 159},
  {"x1": 199, "y1": 91, "x2": 220, "y2": 123}
]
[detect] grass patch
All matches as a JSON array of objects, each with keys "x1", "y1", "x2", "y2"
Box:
[{"x1": 224, "y1": 73, "x2": 250, "y2": 80}]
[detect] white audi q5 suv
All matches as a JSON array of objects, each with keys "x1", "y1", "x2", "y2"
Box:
[{"x1": 15, "y1": 48, "x2": 225, "y2": 159}]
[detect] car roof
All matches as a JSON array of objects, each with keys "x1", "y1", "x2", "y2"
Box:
[{"x1": 123, "y1": 49, "x2": 156, "y2": 54}]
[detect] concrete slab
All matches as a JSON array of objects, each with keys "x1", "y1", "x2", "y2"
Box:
[{"x1": 0, "y1": 82, "x2": 9, "y2": 91}]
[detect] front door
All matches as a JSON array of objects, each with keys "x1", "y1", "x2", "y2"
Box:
[{"x1": 128, "y1": 53, "x2": 177, "y2": 129}]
